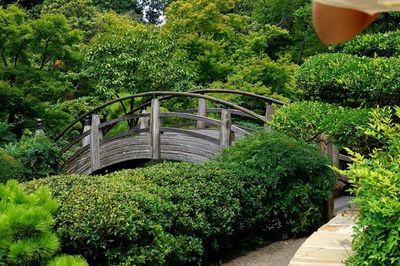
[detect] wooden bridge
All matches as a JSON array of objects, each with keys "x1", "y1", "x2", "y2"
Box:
[{"x1": 57, "y1": 90, "x2": 285, "y2": 175}]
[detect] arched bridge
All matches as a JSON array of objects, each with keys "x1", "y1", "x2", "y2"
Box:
[{"x1": 57, "y1": 90, "x2": 285, "y2": 175}]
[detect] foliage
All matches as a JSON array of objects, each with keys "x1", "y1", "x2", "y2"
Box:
[
  {"x1": 85, "y1": 27, "x2": 198, "y2": 98},
  {"x1": 0, "y1": 122, "x2": 16, "y2": 146},
  {"x1": 0, "y1": 180, "x2": 60, "y2": 265},
  {"x1": 298, "y1": 53, "x2": 400, "y2": 107},
  {"x1": 339, "y1": 30, "x2": 400, "y2": 58},
  {"x1": 25, "y1": 131, "x2": 334, "y2": 265},
  {"x1": 40, "y1": 0, "x2": 99, "y2": 37},
  {"x1": 270, "y1": 101, "x2": 380, "y2": 153},
  {"x1": 339, "y1": 108, "x2": 400, "y2": 265},
  {"x1": 217, "y1": 131, "x2": 336, "y2": 234},
  {"x1": 46, "y1": 255, "x2": 88, "y2": 266},
  {"x1": 0, "y1": 148, "x2": 23, "y2": 183},
  {"x1": 0, "y1": 5, "x2": 84, "y2": 138},
  {"x1": 165, "y1": 0, "x2": 297, "y2": 98},
  {"x1": 6, "y1": 135, "x2": 61, "y2": 180}
]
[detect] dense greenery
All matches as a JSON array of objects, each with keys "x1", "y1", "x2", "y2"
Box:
[
  {"x1": 1, "y1": 0, "x2": 400, "y2": 265},
  {"x1": 0, "y1": 148, "x2": 23, "y2": 183},
  {"x1": 25, "y1": 131, "x2": 335, "y2": 265},
  {"x1": 270, "y1": 102, "x2": 381, "y2": 153},
  {"x1": 5, "y1": 135, "x2": 61, "y2": 181},
  {"x1": 298, "y1": 54, "x2": 400, "y2": 107},
  {"x1": 339, "y1": 109, "x2": 400, "y2": 265}
]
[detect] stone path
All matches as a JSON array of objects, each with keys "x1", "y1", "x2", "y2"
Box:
[
  {"x1": 222, "y1": 197, "x2": 356, "y2": 266},
  {"x1": 223, "y1": 238, "x2": 307, "y2": 266},
  {"x1": 288, "y1": 208, "x2": 357, "y2": 266}
]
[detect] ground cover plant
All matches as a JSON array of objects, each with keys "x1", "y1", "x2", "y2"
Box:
[
  {"x1": 339, "y1": 108, "x2": 400, "y2": 265},
  {"x1": 25, "y1": 131, "x2": 336, "y2": 265}
]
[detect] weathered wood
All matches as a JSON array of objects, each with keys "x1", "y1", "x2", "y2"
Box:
[
  {"x1": 182, "y1": 108, "x2": 254, "y2": 119},
  {"x1": 82, "y1": 117, "x2": 91, "y2": 147},
  {"x1": 161, "y1": 127, "x2": 220, "y2": 144},
  {"x1": 140, "y1": 110, "x2": 150, "y2": 129},
  {"x1": 319, "y1": 133, "x2": 338, "y2": 221},
  {"x1": 197, "y1": 98, "x2": 207, "y2": 129},
  {"x1": 265, "y1": 103, "x2": 275, "y2": 123},
  {"x1": 150, "y1": 98, "x2": 161, "y2": 160},
  {"x1": 90, "y1": 115, "x2": 102, "y2": 173},
  {"x1": 219, "y1": 108, "x2": 232, "y2": 151}
]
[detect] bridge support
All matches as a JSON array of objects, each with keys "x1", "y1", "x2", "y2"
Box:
[
  {"x1": 265, "y1": 103, "x2": 275, "y2": 123},
  {"x1": 150, "y1": 98, "x2": 161, "y2": 160},
  {"x1": 197, "y1": 98, "x2": 207, "y2": 129},
  {"x1": 90, "y1": 114, "x2": 102, "y2": 173},
  {"x1": 220, "y1": 108, "x2": 232, "y2": 151},
  {"x1": 319, "y1": 134, "x2": 340, "y2": 222}
]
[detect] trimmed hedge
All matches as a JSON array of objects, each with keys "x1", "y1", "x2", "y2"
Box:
[
  {"x1": 298, "y1": 53, "x2": 400, "y2": 106},
  {"x1": 25, "y1": 131, "x2": 335, "y2": 265},
  {"x1": 340, "y1": 30, "x2": 400, "y2": 58},
  {"x1": 339, "y1": 109, "x2": 400, "y2": 265},
  {"x1": 270, "y1": 101, "x2": 380, "y2": 153}
]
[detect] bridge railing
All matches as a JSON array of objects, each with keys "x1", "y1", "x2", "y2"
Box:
[{"x1": 58, "y1": 90, "x2": 286, "y2": 173}]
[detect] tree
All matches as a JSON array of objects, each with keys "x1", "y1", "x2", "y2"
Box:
[{"x1": 85, "y1": 26, "x2": 198, "y2": 98}]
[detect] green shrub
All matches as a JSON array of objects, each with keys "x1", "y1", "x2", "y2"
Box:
[
  {"x1": 6, "y1": 135, "x2": 61, "y2": 180},
  {"x1": 0, "y1": 148, "x2": 24, "y2": 183},
  {"x1": 24, "y1": 164, "x2": 241, "y2": 265},
  {"x1": 0, "y1": 122, "x2": 16, "y2": 146},
  {"x1": 339, "y1": 108, "x2": 400, "y2": 265},
  {"x1": 46, "y1": 255, "x2": 88, "y2": 266},
  {"x1": 340, "y1": 30, "x2": 400, "y2": 57},
  {"x1": 298, "y1": 53, "x2": 400, "y2": 106},
  {"x1": 0, "y1": 180, "x2": 60, "y2": 265},
  {"x1": 25, "y1": 131, "x2": 335, "y2": 265},
  {"x1": 218, "y1": 131, "x2": 336, "y2": 235},
  {"x1": 270, "y1": 101, "x2": 380, "y2": 153}
]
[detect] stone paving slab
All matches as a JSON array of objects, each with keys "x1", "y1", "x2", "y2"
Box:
[{"x1": 288, "y1": 209, "x2": 357, "y2": 266}]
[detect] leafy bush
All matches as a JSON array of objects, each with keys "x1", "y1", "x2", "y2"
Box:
[
  {"x1": 217, "y1": 131, "x2": 336, "y2": 235},
  {"x1": 298, "y1": 53, "x2": 400, "y2": 106},
  {"x1": 0, "y1": 122, "x2": 16, "y2": 146},
  {"x1": 340, "y1": 30, "x2": 400, "y2": 57},
  {"x1": 0, "y1": 180, "x2": 60, "y2": 265},
  {"x1": 0, "y1": 148, "x2": 24, "y2": 183},
  {"x1": 6, "y1": 135, "x2": 61, "y2": 180},
  {"x1": 270, "y1": 101, "x2": 380, "y2": 153},
  {"x1": 339, "y1": 108, "x2": 400, "y2": 265},
  {"x1": 25, "y1": 130, "x2": 335, "y2": 265}
]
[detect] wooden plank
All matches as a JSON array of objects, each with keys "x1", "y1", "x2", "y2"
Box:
[
  {"x1": 220, "y1": 108, "x2": 232, "y2": 151},
  {"x1": 160, "y1": 127, "x2": 219, "y2": 144},
  {"x1": 150, "y1": 98, "x2": 161, "y2": 160},
  {"x1": 90, "y1": 115, "x2": 102, "y2": 173},
  {"x1": 197, "y1": 98, "x2": 207, "y2": 129}
]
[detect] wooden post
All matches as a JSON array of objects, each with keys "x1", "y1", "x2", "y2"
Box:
[
  {"x1": 197, "y1": 98, "x2": 207, "y2": 129},
  {"x1": 82, "y1": 116, "x2": 91, "y2": 147},
  {"x1": 150, "y1": 98, "x2": 161, "y2": 160},
  {"x1": 90, "y1": 114, "x2": 102, "y2": 173},
  {"x1": 139, "y1": 110, "x2": 149, "y2": 130},
  {"x1": 219, "y1": 108, "x2": 232, "y2": 151},
  {"x1": 265, "y1": 103, "x2": 275, "y2": 123},
  {"x1": 319, "y1": 133, "x2": 339, "y2": 221}
]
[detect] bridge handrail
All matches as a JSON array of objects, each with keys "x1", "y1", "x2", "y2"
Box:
[{"x1": 56, "y1": 90, "x2": 282, "y2": 141}]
